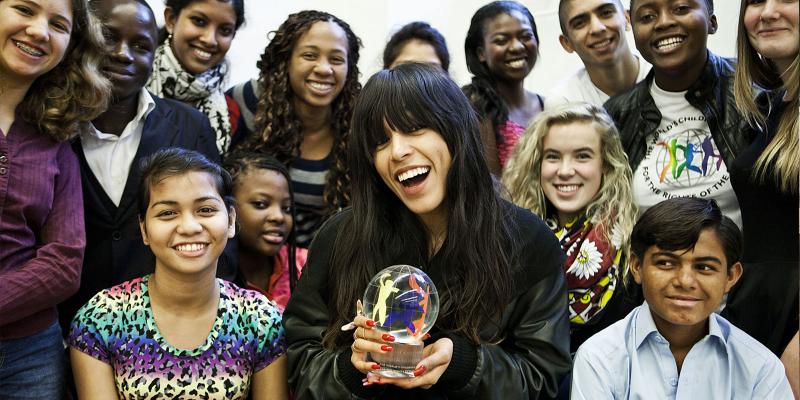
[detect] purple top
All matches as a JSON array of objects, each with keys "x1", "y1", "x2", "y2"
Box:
[{"x1": 0, "y1": 113, "x2": 85, "y2": 339}]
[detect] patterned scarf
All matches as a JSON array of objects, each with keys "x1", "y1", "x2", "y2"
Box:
[
  {"x1": 548, "y1": 215, "x2": 623, "y2": 326},
  {"x1": 146, "y1": 43, "x2": 230, "y2": 153}
]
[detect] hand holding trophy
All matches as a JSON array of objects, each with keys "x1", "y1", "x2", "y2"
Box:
[{"x1": 361, "y1": 265, "x2": 439, "y2": 378}]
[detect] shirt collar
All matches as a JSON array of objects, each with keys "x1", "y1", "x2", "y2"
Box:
[
  {"x1": 85, "y1": 89, "x2": 155, "y2": 140},
  {"x1": 634, "y1": 301, "x2": 661, "y2": 349},
  {"x1": 634, "y1": 301, "x2": 725, "y2": 349}
]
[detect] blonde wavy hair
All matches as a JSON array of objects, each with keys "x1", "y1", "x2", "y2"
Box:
[
  {"x1": 14, "y1": 0, "x2": 111, "y2": 142},
  {"x1": 503, "y1": 103, "x2": 637, "y2": 263},
  {"x1": 733, "y1": 0, "x2": 799, "y2": 194}
]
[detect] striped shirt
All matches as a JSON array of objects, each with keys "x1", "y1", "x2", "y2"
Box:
[{"x1": 290, "y1": 154, "x2": 331, "y2": 248}]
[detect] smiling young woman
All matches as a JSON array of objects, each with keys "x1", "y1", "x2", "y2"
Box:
[
  {"x1": 68, "y1": 148, "x2": 288, "y2": 400},
  {"x1": 0, "y1": 0, "x2": 110, "y2": 396},
  {"x1": 462, "y1": 0, "x2": 544, "y2": 174},
  {"x1": 146, "y1": 0, "x2": 245, "y2": 154},
  {"x1": 725, "y1": 0, "x2": 799, "y2": 394},
  {"x1": 283, "y1": 63, "x2": 570, "y2": 399},
  {"x1": 503, "y1": 103, "x2": 640, "y2": 356},
  {"x1": 227, "y1": 10, "x2": 362, "y2": 249}
]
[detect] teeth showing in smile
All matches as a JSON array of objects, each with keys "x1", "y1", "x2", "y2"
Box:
[
  {"x1": 506, "y1": 59, "x2": 525, "y2": 68},
  {"x1": 656, "y1": 37, "x2": 684, "y2": 50},
  {"x1": 308, "y1": 81, "x2": 333, "y2": 91},
  {"x1": 15, "y1": 41, "x2": 44, "y2": 57},
  {"x1": 397, "y1": 167, "x2": 430, "y2": 183},
  {"x1": 589, "y1": 38, "x2": 612, "y2": 49},
  {"x1": 193, "y1": 48, "x2": 212, "y2": 60},
  {"x1": 555, "y1": 184, "x2": 580, "y2": 193},
  {"x1": 175, "y1": 243, "x2": 206, "y2": 252}
]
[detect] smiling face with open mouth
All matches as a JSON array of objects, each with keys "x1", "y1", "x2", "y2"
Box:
[
  {"x1": 374, "y1": 127, "x2": 452, "y2": 229},
  {"x1": 631, "y1": 0, "x2": 717, "y2": 89},
  {"x1": 560, "y1": 0, "x2": 632, "y2": 67},
  {"x1": 165, "y1": 0, "x2": 236, "y2": 75},
  {"x1": 540, "y1": 121, "x2": 603, "y2": 226},
  {"x1": 140, "y1": 171, "x2": 235, "y2": 276},
  {"x1": 233, "y1": 168, "x2": 293, "y2": 258},
  {"x1": 631, "y1": 228, "x2": 742, "y2": 337},
  {"x1": 478, "y1": 10, "x2": 538, "y2": 83},
  {"x1": 288, "y1": 20, "x2": 349, "y2": 112},
  {"x1": 0, "y1": 0, "x2": 73, "y2": 86}
]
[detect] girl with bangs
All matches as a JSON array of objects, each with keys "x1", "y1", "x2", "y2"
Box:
[
  {"x1": 0, "y1": 0, "x2": 110, "y2": 396},
  {"x1": 283, "y1": 63, "x2": 570, "y2": 399},
  {"x1": 503, "y1": 103, "x2": 640, "y2": 354},
  {"x1": 228, "y1": 10, "x2": 361, "y2": 248}
]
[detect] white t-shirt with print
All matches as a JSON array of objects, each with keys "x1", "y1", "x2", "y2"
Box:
[{"x1": 631, "y1": 82, "x2": 742, "y2": 227}]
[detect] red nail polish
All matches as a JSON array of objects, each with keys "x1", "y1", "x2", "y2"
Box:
[
  {"x1": 413, "y1": 365, "x2": 426, "y2": 377},
  {"x1": 371, "y1": 363, "x2": 381, "y2": 370},
  {"x1": 380, "y1": 345, "x2": 393, "y2": 352},
  {"x1": 382, "y1": 334, "x2": 395, "y2": 342},
  {"x1": 366, "y1": 320, "x2": 375, "y2": 327}
]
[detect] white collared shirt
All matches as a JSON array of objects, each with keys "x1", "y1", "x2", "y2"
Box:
[{"x1": 81, "y1": 89, "x2": 155, "y2": 206}]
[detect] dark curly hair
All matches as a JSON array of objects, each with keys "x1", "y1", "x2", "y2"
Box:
[
  {"x1": 244, "y1": 10, "x2": 361, "y2": 215},
  {"x1": 382, "y1": 21, "x2": 450, "y2": 71},
  {"x1": 462, "y1": 1, "x2": 538, "y2": 132}
]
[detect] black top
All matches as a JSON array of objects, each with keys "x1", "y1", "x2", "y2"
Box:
[
  {"x1": 59, "y1": 95, "x2": 226, "y2": 332},
  {"x1": 283, "y1": 203, "x2": 571, "y2": 399},
  {"x1": 724, "y1": 94, "x2": 799, "y2": 355}
]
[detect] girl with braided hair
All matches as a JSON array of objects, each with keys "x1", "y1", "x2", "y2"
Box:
[
  {"x1": 228, "y1": 10, "x2": 361, "y2": 248},
  {"x1": 222, "y1": 149, "x2": 307, "y2": 312},
  {"x1": 462, "y1": 0, "x2": 543, "y2": 175}
]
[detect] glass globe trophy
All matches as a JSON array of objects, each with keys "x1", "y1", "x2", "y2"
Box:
[{"x1": 362, "y1": 265, "x2": 439, "y2": 378}]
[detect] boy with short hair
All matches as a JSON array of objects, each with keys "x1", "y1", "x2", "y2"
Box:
[
  {"x1": 59, "y1": 0, "x2": 221, "y2": 329},
  {"x1": 571, "y1": 197, "x2": 792, "y2": 399},
  {"x1": 546, "y1": 0, "x2": 650, "y2": 107},
  {"x1": 604, "y1": 0, "x2": 755, "y2": 228}
]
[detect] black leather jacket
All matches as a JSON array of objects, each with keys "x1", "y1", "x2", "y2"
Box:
[
  {"x1": 603, "y1": 51, "x2": 756, "y2": 170},
  {"x1": 284, "y1": 205, "x2": 571, "y2": 399}
]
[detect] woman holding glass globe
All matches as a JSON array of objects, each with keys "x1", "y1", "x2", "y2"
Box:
[{"x1": 283, "y1": 63, "x2": 570, "y2": 399}]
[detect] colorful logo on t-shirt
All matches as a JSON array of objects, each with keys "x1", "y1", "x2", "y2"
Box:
[{"x1": 638, "y1": 116, "x2": 731, "y2": 200}]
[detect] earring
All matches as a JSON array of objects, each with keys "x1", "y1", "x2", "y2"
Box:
[{"x1": 168, "y1": 32, "x2": 174, "y2": 43}]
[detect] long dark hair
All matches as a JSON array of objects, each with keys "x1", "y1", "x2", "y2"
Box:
[
  {"x1": 223, "y1": 149, "x2": 299, "y2": 290},
  {"x1": 322, "y1": 63, "x2": 518, "y2": 348},
  {"x1": 241, "y1": 10, "x2": 361, "y2": 216},
  {"x1": 462, "y1": 1, "x2": 538, "y2": 130}
]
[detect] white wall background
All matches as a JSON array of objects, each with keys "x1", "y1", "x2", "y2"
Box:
[{"x1": 146, "y1": 0, "x2": 741, "y2": 92}]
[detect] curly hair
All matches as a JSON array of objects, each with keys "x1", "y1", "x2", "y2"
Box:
[
  {"x1": 462, "y1": 1, "x2": 538, "y2": 131},
  {"x1": 733, "y1": 0, "x2": 798, "y2": 194},
  {"x1": 244, "y1": 10, "x2": 361, "y2": 215},
  {"x1": 16, "y1": 0, "x2": 111, "y2": 142},
  {"x1": 382, "y1": 21, "x2": 450, "y2": 71},
  {"x1": 503, "y1": 103, "x2": 637, "y2": 276}
]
